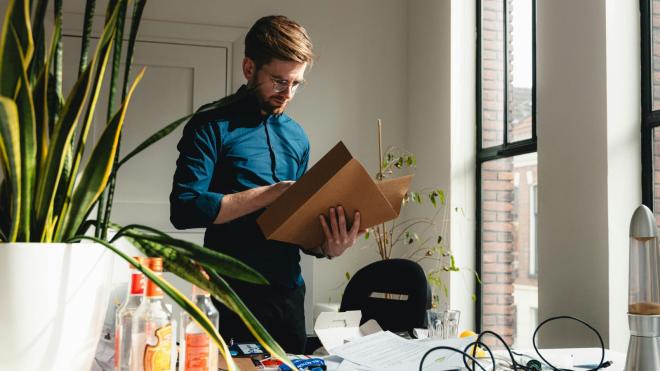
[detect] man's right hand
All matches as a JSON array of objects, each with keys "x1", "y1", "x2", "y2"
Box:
[{"x1": 214, "y1": 181, "x2": 295, "y2": 224}]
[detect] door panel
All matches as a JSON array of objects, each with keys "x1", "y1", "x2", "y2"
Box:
[{"x1": 63, "y1": 37, "x2": 228, "y2": 235}]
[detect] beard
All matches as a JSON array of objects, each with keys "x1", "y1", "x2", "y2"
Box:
[{"x1": 249, "y1": 78, "x2": 288, "y2": 115}]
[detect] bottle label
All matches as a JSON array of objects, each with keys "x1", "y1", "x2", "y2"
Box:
[
  {"x1": 114, "y1": 326, "x2": 119, "y2": 368},
  {"x1": 185, "y1": 333, "x2": 210, "y2": 371},
  {"x1": 130, "y1": 273, "x2": 145, "y2": 295},
  {"x1": 146, "y1": 278, "x2": 163, "y2": 297},
  {"x1": 143, "y1": 324, "x2": 172, "y2": 371}
]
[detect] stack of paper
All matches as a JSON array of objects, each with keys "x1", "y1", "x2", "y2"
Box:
[{"x1": 330, "y1": 331, "x2": 475, "y2": 371}]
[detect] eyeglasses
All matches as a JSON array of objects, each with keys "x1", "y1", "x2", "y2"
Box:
[{"x1": 270, "y1": 76, "x2": 305, "y2": 94}]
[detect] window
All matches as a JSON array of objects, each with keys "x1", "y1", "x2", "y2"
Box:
[
  {"x1": 641, "y1": 1, "x2": 660, "y2": 220},
  {"x1": 529, "y1": 183, "x2": 538, "y2": 277},
  {"x1": 477, "y1": 0, "x2": 537, "y2": 347}
]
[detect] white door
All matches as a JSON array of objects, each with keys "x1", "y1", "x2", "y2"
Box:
[
  {"x1": 63, "y1": 37, "x2": 228, "y2": 239},
  {"x1": 63, "y1": 36, "x2": 230, "y2": 317}
]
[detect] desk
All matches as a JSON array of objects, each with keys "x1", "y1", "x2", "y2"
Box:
[
  {"x1": 221, "y1": 346, "x2": 627, "y2": 370},
  {"x1": 495, "y1": 348, "x2": 626, "y2": 371},
  {"x1": 327, "y1": 347, "x2": 627, "y2": 370}
]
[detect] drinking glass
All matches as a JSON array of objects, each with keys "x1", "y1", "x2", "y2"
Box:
[{"x1": 426, "y1": 309, "x2": 461, "y2": 339}]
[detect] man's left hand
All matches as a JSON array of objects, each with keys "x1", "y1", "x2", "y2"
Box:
[{"x1": 318, "y1": 206, "x2": 363, "y2": 258}]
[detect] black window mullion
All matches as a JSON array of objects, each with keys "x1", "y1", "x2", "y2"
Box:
[
  {"x1": 642, "y1": 0, "x2": 654, "y2": 209},
  {"x1": 476, "y1": 0, "x2": 537, "y2": 335},
  {"x1": 532, "y1": 0, "x2": 537, "y2": 142},
  {"x1": 503, "y1": 0, "x2": 509, "y2": 145}
]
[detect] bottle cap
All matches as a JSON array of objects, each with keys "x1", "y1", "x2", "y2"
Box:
[
  {"x1": 129, "y1": 256, "x2": 146, "y2": 269},
  {"x1": 148, "y1": 257, "x2": 163, "y2": 272}
]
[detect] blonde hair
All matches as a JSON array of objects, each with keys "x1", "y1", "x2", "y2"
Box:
[{"x1": 245, "y1": 15, "x2": 314, "y2": 69}]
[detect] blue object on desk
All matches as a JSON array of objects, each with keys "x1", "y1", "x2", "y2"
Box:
[{"x1": 278, "y1": 358, "x2": 326, "y2": 371}]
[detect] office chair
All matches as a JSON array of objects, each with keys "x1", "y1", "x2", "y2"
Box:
[{"x1": 339, "y1": 258, "x2": 431, "y2": 335}]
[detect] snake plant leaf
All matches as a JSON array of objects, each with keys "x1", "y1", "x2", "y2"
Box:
[
  {"x1": 122, "y1": 0, "x2": 146, "y2": 100},
  {"x1": 0, "y1": 97, "x2": 20, "y2": 241},
  {"x1": 65, "y1": 235, "x2": 239, "y2": 371},
  {"x1": 111, "y1": 225, "x2": 268, "y2": 285},
  {"x1": 54, "y1": 6, "x2": 121, "y2": 241},
  {"x1": 123, "y1": 236, "x2": 295, "y2": 371},
  {"x1": 53, "y1": 0, "x2": 62, "y2": 101},
  {"x1": 115, "y1": 236, "x2": 244, "y2": 369},
  {"x1": 205, "y1": 268, "x2": 295, "y2": 369},
  {"x1": 15, "y1": 36, "x2": 36, "y2": 241},
  {"x1": 34, "y1": 5, "x2": 120, "y2": 239},
  {"x1": 78, "y1": 0, "x2": 97, "y2": 75},
  {"x1": 28, "y1": 0, "x2": 48, "y2": 83},
  {"x1": 0, "y1": 0, "x2": 33, "y2": 98},
  {"x1": 60, "y1": 68, "x2": 145, "y2": 240}
]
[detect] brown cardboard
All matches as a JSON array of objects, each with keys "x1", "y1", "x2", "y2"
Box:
[{"x1": 257, "y1": 141, "x2": 413, "y2": 249}]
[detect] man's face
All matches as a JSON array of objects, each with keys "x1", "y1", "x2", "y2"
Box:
[{"x1": 244, "y1": 58, "x2": 307, "y2": 115}]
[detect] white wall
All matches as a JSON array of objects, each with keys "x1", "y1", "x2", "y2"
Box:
[
  {"x1": 405, "y1": 0, "x2": 477, "y2": 334},
  {"x1": 605, "y1": 0, "x2": 639, "y2": 352},
  {"x1": 449, "y1": 0, "x2": 477, "y2": 333},
  {"x1": 537, "y1": 0, "x2": 639, "y2": 350}
]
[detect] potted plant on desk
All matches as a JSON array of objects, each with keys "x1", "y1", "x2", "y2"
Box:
[
  {"x1": 364, "y1": 123, "x2": 480, "y2": 307},
  {"x1": 0, "y1": 1, "x2": 292, "y2": 370}
]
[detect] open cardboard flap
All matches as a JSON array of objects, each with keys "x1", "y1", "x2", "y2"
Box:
[
  {"x1": 257, "y1": 141, "x2": 413, "y2": 249},
  {"x1": 313, "y1": 310, "x2": 383, "y2": 353}
]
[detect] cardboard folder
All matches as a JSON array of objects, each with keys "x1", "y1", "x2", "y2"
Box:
[{"x1": 257, "y1": 141, "x2": 413, "y2": 249}]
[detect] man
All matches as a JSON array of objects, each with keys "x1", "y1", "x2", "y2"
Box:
[{"x1": 170, "y1": 15, "x2": 361, "y2": 354}]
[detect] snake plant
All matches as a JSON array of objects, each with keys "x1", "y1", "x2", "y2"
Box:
[{"x1": 0, "y1": 1, "x2": 293, "y2": 369}]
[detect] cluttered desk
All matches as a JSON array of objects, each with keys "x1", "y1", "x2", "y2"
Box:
[{"x1": 218, "y1": 310, "x2": 628, "y2": 371}]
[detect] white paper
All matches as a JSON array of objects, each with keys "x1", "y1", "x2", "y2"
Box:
[{"x1": 331, "y1": 331, "x2": 473, "y2": 371}]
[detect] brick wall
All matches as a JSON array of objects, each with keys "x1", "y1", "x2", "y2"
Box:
[{"x1": 480, "y1": 0, "x2": 537, "y2": 346}]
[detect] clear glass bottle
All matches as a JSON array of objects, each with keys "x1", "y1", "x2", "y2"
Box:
[
  {"x1": 131, "y1": 257, "x2": 174, "y2": 371},
  {"x1": 116, "y1": 257, "x2": 146, "y2": 371},
  {"x1": 180, "y1": 284, "x2": 219, "y2": 371}
]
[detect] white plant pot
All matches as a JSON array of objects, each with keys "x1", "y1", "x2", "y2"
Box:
[{"x1": 0, "y1": 243, "x2": 114, "y2": 371}]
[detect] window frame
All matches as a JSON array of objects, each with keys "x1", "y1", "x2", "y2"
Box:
[
  {"x1": 641, "y1": 0, "x2": 658, "y2": 209},
  {"x1": 475, "y1": 0, "x2": 538, "y2": 332}
]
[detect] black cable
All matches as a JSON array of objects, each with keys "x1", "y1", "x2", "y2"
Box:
[
  {"x1": 418, "y1": 346, "x2": 491, "y2": 371},
  {"x1": 462, "y1": 340, "x2": 496, "y2": 371},
  {"x1": 531, "y1": 316, "x2": 608, "y2": 371},
  {"x1": 417, "y1": 315, "x2": 611, "y2": 371}
]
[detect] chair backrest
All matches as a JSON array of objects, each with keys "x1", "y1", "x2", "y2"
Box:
[{"x1": 339, "y1": 259, "x2": 431, "y2": 334}]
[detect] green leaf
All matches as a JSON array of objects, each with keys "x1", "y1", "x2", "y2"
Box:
[
  {"x1": 111, "y1": 224, "x2": 268, "y2": 285},
  {"x1": 15, "y1": 36, "x2": 36, "y2": 241},
  {"x1": 206, "y1": 269, "x2": 294, "y2": 369},
  {"x1": 78, "y1": 0, "x2": 97, "y2": 75},
  {"x1": 345, "y1": 271, "x2": 351, "y2": 281},
  {"x1": 122, "y1": 236, "x2": 294, "y2": 370},
  {"x1": 66, "y1": 235, "x2": 240, "y2": 371},
  {"x1": 35, "y1": 5, "x2": 121, "y2": 240},
  {"x1": 0, "y1": 97, "x2": 21, "y2": 241},
  {"x1": 59, "y1": 68, "x2": 144, "y2": 240},
  {"x1": 54, "y1": 6, "x2": 120, "y2": 241},
  {"x1": 0, "y1": 0, "x2": 34, "y2": 98},
  {"x1": 52, "y1": 0, "x2": 62, "y2": 102}
]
